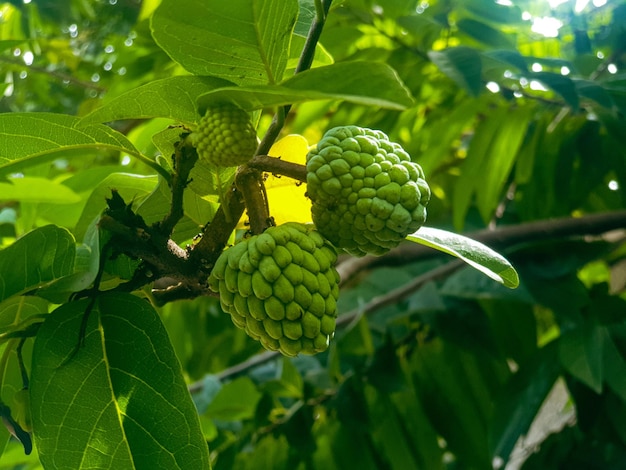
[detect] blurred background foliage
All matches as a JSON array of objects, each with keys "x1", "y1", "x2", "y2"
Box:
[{"x1": 1, "y1": 0, "x2": 626, "y2": 468}]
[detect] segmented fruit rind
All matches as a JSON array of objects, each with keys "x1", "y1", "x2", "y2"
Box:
[
  {"x1": 193, "y1": 103, "x2": 257, "y2": 167},
  {"x1": 306, "y1": 126, "x2": 431, "y2": 256},
  {"x1": 208, "y1": 222, "x2": 340, "y2": 357}
]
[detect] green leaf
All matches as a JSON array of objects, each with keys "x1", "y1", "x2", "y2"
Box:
[
  {"x1": 35, "y1": 165, "x2": 128, "y2": 229},
  {"x1": 294, "y1": 0, "x2": 315, "y2": 36},
  {"x1": 531, "y1": 71, "x2": 580, "y2": 109},
  {"x1": 73, "y1": 173, "x2": 158, "y2": 241},
  {"x1": 287, "y1": 34, "x2": 334, "y2": 71},
  {"x1": 0, "y1": 296, "x2": 48, "y2": 332},
  {"x1": 30, "y1": 293, "x2": 210, "y2": 469},
  {"x1": 35, "y1": 221, "x2": 102, "y2": 304},
  {"x1": 136, "y1": 177, "x2": 217, "y2": 244},
  {"x1": 462, "y1": 0, "x2": 523, "y2": 24},
  {"x1": 365, "y1": 385, "x2": 422, "y2": 469},
  {"x1": 151, "y1": 0, "x2": 299, "y2": 85},
  {"x1": 0, "y1": 177, "x2": 80, "y2": 204},
  {"x1": 197, "y1": 62, "x2": 414, "y2": 112},
  {"x1": 490, "y1": 343, "x2": 560, "y2": 463},
  {"x1": 337, "y1": 315, "x2": 375, "y2": 355},
  {"x1": 476, "y1": 106, "x2": 532, "y2": 222},
  {"x1": 452, "y1": 105, "x2": 531, "y2": 227},
  {"x1": 0, "y1": 40, "x2": 28, "y2": 54},
  {"x1": 0, "y1": 113, "x2": 146, "y2": 177},
  {"x1": 390, "y1": 379, "x2": 444, "y2": 469},
  {"x1": 574, "y1": 79, "x2": 616, "y2": 109},
  {"x1": 482, "y1": 49, "x2": 529, "y2": 72},
  {"x1": 559, "y1": 321, "x2": 606, "y2": 393},
  {"x1": 205, "y1": 377, "x2": 262, "y2": 421},
  {"x1": 428, "y1": 47, "x2": 483, "y2": 96},
  {"x1": 406, "y1": 227, "x2": 519, "y2": 288},
  {"x1": 457, "y1": 18, "x2": 515, "y2": 49},
  {"x1": 603, "y1": 332, "x2": 626, "y2": 402},
  {"x1": 0, "y1": 225, "x2": 75, "y2": 302},
  {"x1": 410, "y1": 338, "x2": 503, "y2": 468},
  {"x1": 396, "y1": 15, "x2": 444, "y2": 48},
  {"x1": 80, "y1": 76, "x2": 233, "y2": 127}
]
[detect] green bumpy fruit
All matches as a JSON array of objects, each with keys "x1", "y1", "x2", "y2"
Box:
[
  {"x1": 208, "y1": 222, "x2": 340, "y2": 357},
  {"x1": 192, "y1": 103, "x2": 258, "y2": 167},
  {"x1": 306, "y1": 126, "x2": 431, "y2": 256}
]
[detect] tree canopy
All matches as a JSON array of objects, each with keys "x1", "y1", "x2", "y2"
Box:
[{"x1": 0, "y1": 0, "x2": 626, "y2": 469}]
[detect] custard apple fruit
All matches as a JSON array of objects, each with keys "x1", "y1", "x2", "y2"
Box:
[
  {"x1": 306, "y1": 126, "x2": 430, "y2": 256},
  {"x1": 192, "y1": 103, "x2": 258, "y2": 167},
  {"x1": 208, "y1": 222, "x2": 340, "y2": 357}
]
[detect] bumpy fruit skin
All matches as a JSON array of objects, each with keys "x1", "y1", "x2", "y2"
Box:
[
  {"x1": 208, "y1": 222, "x2": 340, "y2": 357},
  {"x1": 192, "y1": 103, "x2": 258, "y2": 167},
  {"x1": 306, "y1": 126, "x2": 431, "y2": 256}
]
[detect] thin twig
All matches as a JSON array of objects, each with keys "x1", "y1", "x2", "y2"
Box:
[
  {"x1": 236, "y1": 166, "x2": 271, "y2": 234},
  {"x1": 248, "y1": 155, "x2": 307, "y2": 182},
  {"x1": 157, "y1": 133, "x2": 198, "y2": 236}
]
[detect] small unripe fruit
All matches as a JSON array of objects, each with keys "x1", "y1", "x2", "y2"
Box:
[{"x1": 191, "y1": 103, "x2": 258, "y2": 167}]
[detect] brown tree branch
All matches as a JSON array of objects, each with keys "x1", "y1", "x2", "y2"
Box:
[
  {"x1": 248, "y1": 155, "x2": 307, "y2": 183},
  {"x1": 236, "y1": 166, "x2": 272, "y2": 234}
]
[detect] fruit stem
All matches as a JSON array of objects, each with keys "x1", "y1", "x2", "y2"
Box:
[
  {"x1": 248, "y1": 155, "x2": 307, "y2": 183},
  {"x1": 190, "y1": 188, "x2": 246, "y2": 269},
  {"x1": 236, "y1": 166, "x2": 271, "y2": 235}
]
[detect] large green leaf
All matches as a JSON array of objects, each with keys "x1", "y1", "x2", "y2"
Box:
[
  {"x1": 365, "y1": 385, "x2": 423, "y2": 469},
  {"x1": 428, "y1": 47, "x2": 483, "y2": 96},
  {"x1": 136, "y1": 177, "x2": 218, "y2": 244},
  {"x1": 603, "y1": 331, "x2": 626, "y2": 402},
  {"x1": 452, "y1": 105, "x2": 531, "y2": 228},
  {"x1": 35, "y1": 221, "x2": 102, "y2": 304},
  {"x1": 462, "y1": 0, "x2": 523, "y2": 24},
  {"x1": 0, "y1": 177, "x2": 80, "y2": 204},
  {"x1": 205, "y1": 377, "x2": 262, "y2": 421},
  {"x1": 0, "y1": 225, "x2": 75, "y2": 302},
  {"x1": 30, "y1": 293, "x2": 210, "y2": 469},
  {"x1": 197, "y1": 62, "x2": 413, "y2": 112},
  {"x1": 531, "y1": 71, "x2": 579, "y2": 109},
  {"x1": 73, "y1": 173, "x2": 158, "y2": 241},
  {"x1": 0, "y1": 114, "x2": 149, "y2": 177},
  {"x1": 0, "y1": 296, "x2": 48, "y2": 333},
  {"x1": 574, "y1": 79, "x2": 615, "y2": 109},
  {"x1": 482, "y1": 49, "x2": 528, "y2": 72},
  {"x1": 151, "y1": 0, "x2": 298, "y2": 85},
  {"x1": 559, "y1": 320, "x2": 606, "y2": 393},
  {"x1": 490, "y1": 344, "x2": 560, "y2": 463},
  {"x1": 476, "y1": 106, "x2": 532, "y2": 222},
  {"x1": 80, "y1": 76, "x2": 233, "y2": 127},
  {"x1": 457, "y1": 18, "x2": 515, "y2": 49},
  {"x1": 410, "y1": 338, "x2": 506, "y2": 468},
  {"x1": 406, "y1": 227, "x2": 519, "y2": 288}
]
